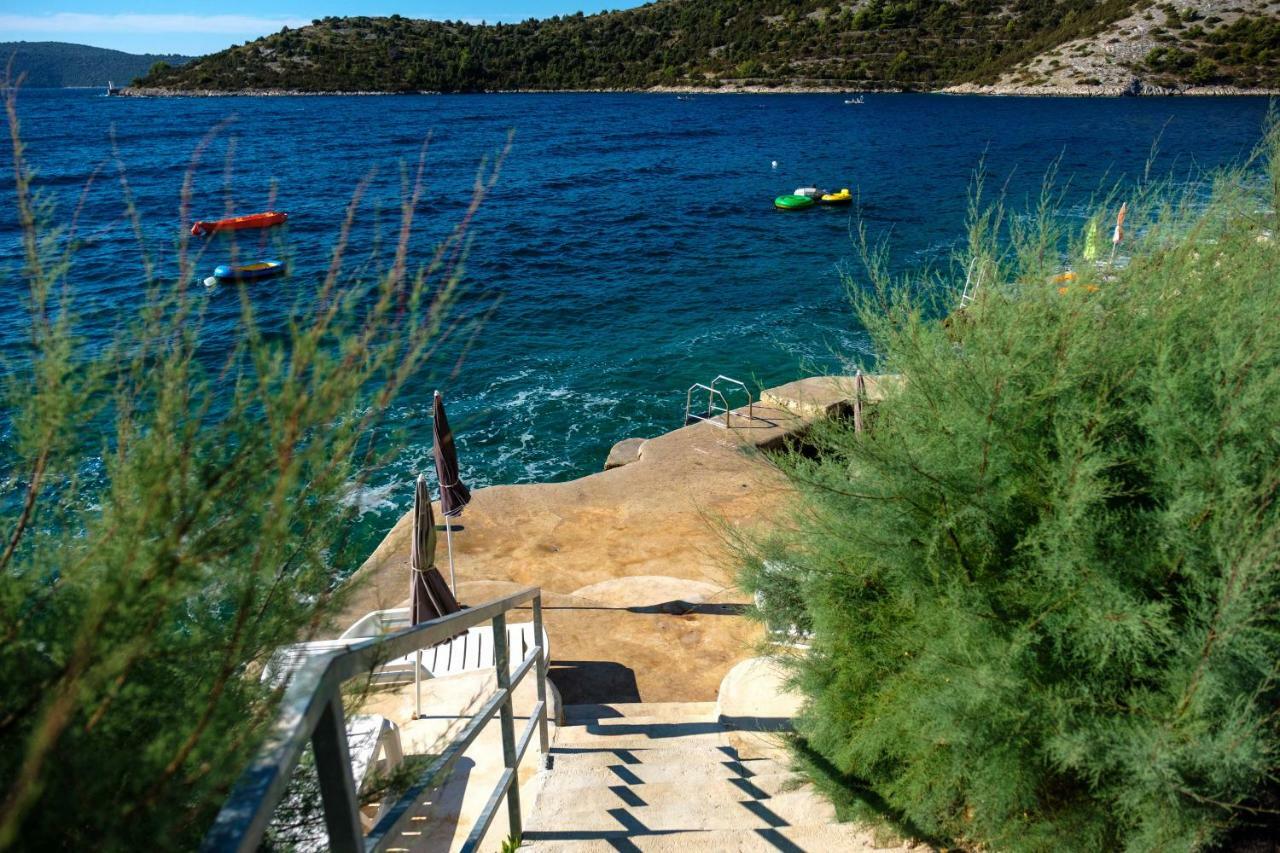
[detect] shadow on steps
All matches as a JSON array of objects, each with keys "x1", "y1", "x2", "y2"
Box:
[{"x1": 549, "y1": 660, "x2": 641, "y2": 704}]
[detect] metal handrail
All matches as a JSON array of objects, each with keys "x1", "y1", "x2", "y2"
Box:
[
  {"x1": 202, "y1": 587, "x2": 550, "y2": 853},
  {"x1": 684, "y1": 375, "x2": 757, "y2": 428}
]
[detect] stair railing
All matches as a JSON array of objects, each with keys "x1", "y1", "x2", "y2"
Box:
[{"x1": 202, "y1": 587, "x2": 550, "y2": 853}]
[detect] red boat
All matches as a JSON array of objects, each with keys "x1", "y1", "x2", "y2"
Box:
[{"x1": 191, "y1": 211, "x2": 288, "y2": 237}]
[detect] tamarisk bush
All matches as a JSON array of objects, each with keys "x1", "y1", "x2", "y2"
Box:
[{"x1": 745, "y1": 130, "x2": 1280, "y2": 851}]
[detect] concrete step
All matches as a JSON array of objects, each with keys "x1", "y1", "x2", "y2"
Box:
[
  {"x1": 563, "y1": 702, "x2": 719, "y2": 724},
  {"x1": 540, "y1": 765, "x2": 800, "y2": 794},
  {"x1": 547, "y1": 744, "x2": 746, "y2": 769},
  {"x1": 548, "y1": 750, "x2": 789, "y2": 782},
  {"x1": 535, "y1": 771, "x2": 804, "y2": 808},
  {"x1": 553, "y1": 724, "x2": 730, "y2": 750},
  {"x1": 523, "y1": 823, "x2": 911, "y2": 852},
  {"x1": 560, "y1": 715, "x2": 725, "y2": 733},
  {"x1": 523, "y1": 789, "x2": 837, "y2": 834}
]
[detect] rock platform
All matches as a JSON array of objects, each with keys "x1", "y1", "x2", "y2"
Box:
[{"x1": 338, "y1": 375, "x2": 882, "y2": 704}]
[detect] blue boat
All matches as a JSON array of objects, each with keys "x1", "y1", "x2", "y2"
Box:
[{"x1": 212, "y1": 260, "x2": 285, "y2": 282}]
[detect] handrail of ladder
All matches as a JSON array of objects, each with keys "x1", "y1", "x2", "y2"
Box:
[
  {"x1": 201, "y1": 587, "x2": 550, "y2": 853},
  {"x1": 710, "y1": 375, "x2": 754, "y2": 424},
  {"x1": 684, "y1": 375, "x2": 755, "y2": 428}
]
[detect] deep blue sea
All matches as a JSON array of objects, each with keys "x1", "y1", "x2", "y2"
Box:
[{"x1": 3, "y1": 89, "x2": 1271, "y2": 558}]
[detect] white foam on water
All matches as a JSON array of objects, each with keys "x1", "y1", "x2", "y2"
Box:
[{"x1": 339, "y1": 479, "x2": 398, "y2": 517}]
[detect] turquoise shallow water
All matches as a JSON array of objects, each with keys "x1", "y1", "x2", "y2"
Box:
[{"x1": 2, "y1": 90, "x2": 1270, "y2": 559}]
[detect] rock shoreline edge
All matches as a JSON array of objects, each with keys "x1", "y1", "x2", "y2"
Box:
[{"x1": 121, "y1": 80, "x2": 1280, "y2": 98}]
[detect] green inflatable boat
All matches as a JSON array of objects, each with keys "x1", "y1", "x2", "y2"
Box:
[{"x1": 774, "y1": 194, "x2": 815, "y2": 210}]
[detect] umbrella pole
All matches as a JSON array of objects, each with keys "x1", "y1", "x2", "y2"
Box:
[
  {"x1": 446, "y1": 517, "x2": 457, "y2": 595},
  {"x1": 415, "y1": 650, "x2": 422, "y2": 718}
]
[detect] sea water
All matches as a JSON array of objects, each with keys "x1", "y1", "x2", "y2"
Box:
[{"x1": 2, "y1": 90, "x2": 1270, "y2": 559}]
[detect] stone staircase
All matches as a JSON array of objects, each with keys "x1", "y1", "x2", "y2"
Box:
[{"x1": 521, "y1": 702, "x2": 912, "y2": 853}]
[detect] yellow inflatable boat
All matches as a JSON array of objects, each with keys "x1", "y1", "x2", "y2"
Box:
[{"x1": 818, "y1": 188, "x2": 852, "y2": 206}]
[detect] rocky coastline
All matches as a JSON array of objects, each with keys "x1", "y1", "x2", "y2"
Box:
[
  {"x1": 122, "y1": 80, "x2": 1278, "y2": 98},
  {"x1": 122, "y1": 87, "x2": 401, "y2": 97},
  {"x1": 944, "y1": 79, "x2": 1280, "y2": 98}
]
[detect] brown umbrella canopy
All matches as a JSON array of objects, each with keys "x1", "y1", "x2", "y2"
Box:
[
  {"x1": 410, "y1": 474, "x2": 464, "y2": 625},
  {"x1": 432, "y1": 390, "x2": 471, "y2": 519},
  {"x1": 410, "y1": 475, "x2": 440, "y2": 625},
  {"x1": 408, "y1": 474, "x2": 461, "y2": 718}
]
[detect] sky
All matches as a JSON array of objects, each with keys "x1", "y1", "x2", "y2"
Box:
[{"x1": 1, "y1": 1, "x2": 632, "y2": 55}]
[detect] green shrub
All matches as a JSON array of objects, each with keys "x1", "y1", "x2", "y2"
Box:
[
  {"x1": 1188, "y1": 57, "x2": 1220, "y2": 84},
  {"x1": 745, "y1": 128, "x2": 1280, "y2": 850}
]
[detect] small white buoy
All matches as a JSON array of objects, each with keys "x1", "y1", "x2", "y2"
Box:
[
  {"x1": 203, "y1": 276, "x2": 219, "y2": 288},
  {"x1": 771, "y1": 160, "x2": 778, "y2": 169}
]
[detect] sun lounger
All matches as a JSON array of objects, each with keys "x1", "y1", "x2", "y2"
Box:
[
  {"x1": 341, "y1": 608, "x2": 549, "y2": 680},
  {"x1": 347, "y1": 713, "x2": 404, "y2": 797},
  {"x1": 270, "y1": 714, "x2": 403, "y2": 849}
]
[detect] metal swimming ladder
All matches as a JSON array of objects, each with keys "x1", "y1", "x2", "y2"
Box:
[
  {"x1": 684, "y1": 375, "x2": 757, "y2": 429},
  {"x1": 959, "y1": 255, "x2": 993, "y2": 309}
]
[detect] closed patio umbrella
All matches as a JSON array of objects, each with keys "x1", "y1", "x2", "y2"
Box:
[
  {"x1": 409, "y1": 474, "x2": 464, "y2": 718},
  {"x1": 410, "y1": 474, "x2": 440, "y2": 623},
  {"x1": 410, "y1": 474, "x2": 439, "y2": 718},
  {"x1": 432, "y1": 390, "x2": 471, "y2": 594}
]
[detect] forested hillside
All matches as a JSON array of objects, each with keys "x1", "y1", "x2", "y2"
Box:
[
  {"x1": 134, "y1": 0, "x2": 1146, "y2": 92},
  {"x1": 133, "y1": 0, "x2": 1280, "y2": 93},
  {"x1": 2, "y1": 42, "x2": 192, "y2": 88}
]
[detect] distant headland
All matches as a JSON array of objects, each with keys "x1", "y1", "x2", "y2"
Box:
[{"x1": 1, "y1": 41, "x2": 194, "y2": 88}]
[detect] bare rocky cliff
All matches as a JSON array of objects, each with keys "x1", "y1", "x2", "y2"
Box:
[{"x1": 947, "y1": 0, "x2": 1280, "y2": 95}]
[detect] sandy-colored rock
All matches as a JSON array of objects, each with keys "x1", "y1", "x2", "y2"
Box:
[
  {"x1": 760, "y1": 376, "x2": 856, "y2": 419},
  {"x1": 604, "y1": 437, "x2": 646, "y2": 470},
  {"x1": 760, "y1": 373, "x2": 892, "y2": 419},
  {"x1": 716, "y1": 656, "x2": 804, "y2": 728},
  {"x1": 568, "y1": 575, "x2": 724, "y2": 608}
]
